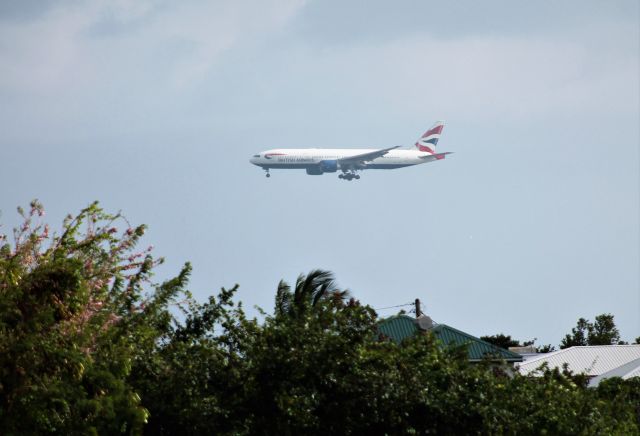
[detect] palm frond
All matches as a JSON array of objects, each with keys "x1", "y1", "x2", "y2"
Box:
[{"x1": 275, "y1": 279, "x2": 292, "y2": 316}]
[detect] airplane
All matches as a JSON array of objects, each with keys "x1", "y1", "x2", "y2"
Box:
[{"x1": 250, "y1": 121, "x2": 451, "y2": 181}]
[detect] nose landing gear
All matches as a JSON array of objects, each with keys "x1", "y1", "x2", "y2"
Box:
[{"x1": 264, "y1": 168, "x2": 271, "y2": 178}]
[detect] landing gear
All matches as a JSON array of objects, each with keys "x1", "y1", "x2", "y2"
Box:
[
  {"x1": 338, "y1": 172, "x2": 360, "y2": 181},
  {"x1": 264, "y1": 168, "x2": 271, "y2": 178}
]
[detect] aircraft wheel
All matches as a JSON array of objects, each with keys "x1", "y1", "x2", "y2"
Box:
[
  {"x1": 266, "y1": 173, "x2": 271, "y2": 178},
  {"x1": 355, "y1": 175, "x2": 360, "y2": 180}
]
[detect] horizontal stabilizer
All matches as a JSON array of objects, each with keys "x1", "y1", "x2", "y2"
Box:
[{"x1": 418, "y1": 151, "x2": 453, "y2": 162}]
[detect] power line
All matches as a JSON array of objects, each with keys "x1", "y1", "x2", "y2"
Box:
[{"x1": 374, "y1": 302, "x2": 415, "y2": 311}]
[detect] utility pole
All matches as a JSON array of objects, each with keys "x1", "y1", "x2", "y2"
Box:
[{"x1": 415, "y1": 298, "x2": 421, "y2": 318}]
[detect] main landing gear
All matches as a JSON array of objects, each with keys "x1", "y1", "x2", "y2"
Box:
[{"x1": 338, "y1": 173, "x2": 360, "y2": 181}]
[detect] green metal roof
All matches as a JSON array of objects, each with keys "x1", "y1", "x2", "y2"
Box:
[
  {"x1": 378, "y1": 314, "x2": 417, "y2": 344},
  {"x1": 378, "y1": 315, "x2": 522, "y2": 362}
]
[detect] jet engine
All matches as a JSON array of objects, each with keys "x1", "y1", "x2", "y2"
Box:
[
  {"x1": 319, "y1": 160, "x2": 338, "y2": 173},
  {"x1": 306, "y1": 160, "x2": 339, "y2": 175},
  {"x1": 306, "y1": 167, "x2": 323, "y2": 175}
]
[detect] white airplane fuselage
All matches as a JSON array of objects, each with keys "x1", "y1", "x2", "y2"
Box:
[
  {"x1": 250, "y1": 148, "x2": 428, "y2": 170},
  {"x1": 249, "y1": 121, "x2": 450, "y2": 180}
]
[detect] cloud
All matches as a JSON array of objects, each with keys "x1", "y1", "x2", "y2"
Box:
[
  {"x1": 0, "y1": 0, "x2": 306, "y2": 93},
  {"x1": 345, "y1": 33, "x2": 638, "y2": 125},
  {"x1": 0, "y1": 0, "x2": 307, "y2": 143},
  {"x1": 199, "y1": 25, "x2": 637, "y2": 152},
  {"x1": 0, "y1": 1, "x2": 636, "y2": 147}
]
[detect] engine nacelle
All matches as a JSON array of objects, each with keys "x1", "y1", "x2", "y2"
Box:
[
  {"x1": 319, "y1": 160, "x2": 338, "y2": 173},
  {"x1": 306, "y1": 160, "x2": 338, "y2": 175}
]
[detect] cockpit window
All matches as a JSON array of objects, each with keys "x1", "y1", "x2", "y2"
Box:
[{"x1": 253, "y1": 154, "x2": 260, "y2": 158}]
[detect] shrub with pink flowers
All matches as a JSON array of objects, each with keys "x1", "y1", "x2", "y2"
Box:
[{"x1": 0, "y1": 201, "x2": 190, "y2": 434}]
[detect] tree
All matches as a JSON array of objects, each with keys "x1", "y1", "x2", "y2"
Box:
[
  {"x1": 133, "y1": 270, "x2": 640, "y2": 434},
  {"x1": 589, "y1": 313, "x2": 621, "y2": 345},
  {"x1": 480, "y1": 334, "x2": 555, "y2": 353},
  {"x1": 274, "y1": 269, "x2": 349, "y2": 319},
  {"x1": 480, "y1": 333, "x2": 521, "y2": 349},
  {"x1": 536, "y1": 344, "x2": 556, "y2": 353},
  {"x1": 0, "y1": 201, "x2": 189, "y2": 434},
  {"x1": 3, "y1": 202, "x2": 639, "y2": 434},
  {"x1": 561, "y1": 317, "x2": 590, "y2": 348},
  {"x1": 560, "y1": 314, "x2": 623, "y2": 349},
  {"x1": 129, "y1": 283, "x2": 258, "y2": 435}
]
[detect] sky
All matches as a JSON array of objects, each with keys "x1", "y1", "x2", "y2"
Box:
[{"x1": 0, "y1": 0, "x2": 638, "y2": 346}]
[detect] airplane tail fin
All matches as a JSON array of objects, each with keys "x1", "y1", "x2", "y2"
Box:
[{"x1": 415, "y1": 121, "x2": 445, "y2": 153}]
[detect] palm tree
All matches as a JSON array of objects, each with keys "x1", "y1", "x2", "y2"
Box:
[{"x1": 275, "y1": 269, "x2": 349, "y2": 319}]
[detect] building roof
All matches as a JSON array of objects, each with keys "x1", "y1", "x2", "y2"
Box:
[
  {"x1": 378, "y1": 314, "x2": 522, "y2": 362},
  {"x1": 378, "y1": 314, "x2": 417, "y2": 344},
  {"x1": 517, "y1": 345, "x2": 640, "y2": 377},
  {"x1": 508, "y1": 346, "x2": 542, "y2": 362},
  {"x1": 589, "y1": 357, "x2": 640, "y2": 387}
]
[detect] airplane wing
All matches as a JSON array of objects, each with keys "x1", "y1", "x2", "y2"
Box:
[{"x1": 338, "y1": 146, "x2": 400, "y2": 166}]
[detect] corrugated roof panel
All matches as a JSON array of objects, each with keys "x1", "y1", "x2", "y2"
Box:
[
  {"x1": 432, "y1": 324, "x2": 522, "y2": 362},
  {"x1": 377, "y1": 315, "x2": 522, "y2": 362},
  {"x1": 377, "y1": 315, "x2": 418, "y2": 344},
  {"x1": 589, "y1": 357, "x2": 640, "y2": 386},
  {"x1": 517, "y1": 345, "x2": 640, "y2": 377},
  {"x1": 627, "y1": 363, "x2": 640, "y2": 378}
]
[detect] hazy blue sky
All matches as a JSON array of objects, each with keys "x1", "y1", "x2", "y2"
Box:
[{"x1": 1, "y1": 1, "x2": 638, "y2": 346}]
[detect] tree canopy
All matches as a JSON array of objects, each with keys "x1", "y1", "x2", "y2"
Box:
[
  {"x1": 480, "y1": 333, "x2": 523, "y2": 349},
  {"x1": 561, "y1": 314, "x2": 625, "y2": 349},
  {"x1": 480, "y1": 334, "x2": 555, "y2": 353},
  {"x1": 1, "y1": 202, "x2": 639, "y2": 434}
]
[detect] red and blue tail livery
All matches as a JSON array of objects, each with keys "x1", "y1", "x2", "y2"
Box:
[
  {"x1": 250, "y1": 121, "x2": 452, "y2": 181},
  {"x1": 415, "y1": 121, "x2": 445, "y2": 154}
]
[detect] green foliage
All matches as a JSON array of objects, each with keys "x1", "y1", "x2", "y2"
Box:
[
  {"x1": 2, "y1": 202, "x2": 639, "y2": 434},
  {"x1": 594, "y1": 377, "x2": 640, "y2": 432},
  {"x1": 481, "y1": 334, "x2": 555, "y2": 354},
  {"x1": 480, "y1": 333, "x2": 522, "y2": 349},
  {"x1": 561, "y1": 314, "x2": 623, "y2": 349},
  {"x1": 0, "y1": 201, "x2": 186, "y2": 434},
  {"x1": 589, "y1": 314, "x2": 622, "y2": 345},
  {"x1": 535, "y1": 343, "x2": 556, "y2": 353},
  {"x1": 133, "y1": 270, "x2": 640, "y2": 435},
  {"x1": 129, "y1": 283, "x2": 259, "y2": 435},
  {"x1": 561, "y1": 317, "x2": 589, "y2": 348}
]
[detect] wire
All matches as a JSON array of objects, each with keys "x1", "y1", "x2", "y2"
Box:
[{"x1": 374, "y1": 302, "x2": 415, "y2": 311}]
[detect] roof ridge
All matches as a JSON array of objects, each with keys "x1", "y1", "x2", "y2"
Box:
[
  {"x1": 571, "y1": 344, "x2": 640, "y2": 348},
  {"x1": 379, "y1": 314, "x2": 415, "y2": 321},
  {"x1": 521, "y1": 344, "x2": 640, "y2": 365}
]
